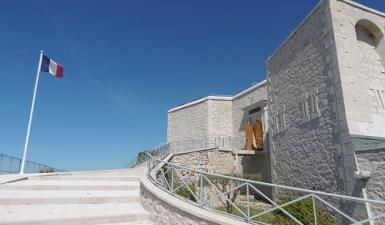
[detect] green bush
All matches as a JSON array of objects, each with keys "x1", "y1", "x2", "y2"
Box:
[
  {"x1": 276, "y1": 197, "x2": 336, "y2": 225},
  {"x1": 176, "y1": 185, "x2": 196, "y2": 202},
  {"x1": 242, "y1": 173, "x2": 261, "y2": 181},
  {"x1": 216, "y1": 196, "x2": 336, "y2": 225},
  {"x1": 39, "y1": 168, "x2": 55, "y2": 173}
]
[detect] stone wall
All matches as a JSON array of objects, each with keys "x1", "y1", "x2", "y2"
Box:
[
  {"x1": 167, "y1": 100, "x2": 209, "y2": 143},
  {"x1": 356, "y1": 149, "x2": 385, "y2": 222},
  {"x1": 330, "y1": 0, "x2": 385, "y2": 138},
  {"x1": 140, "y1": 175, "x2": 250, "y2": 225},
  {"x1": 141, "y1": 188, "x2": 212, "y2": 225},
  {"x1": 169, "y1": 149, "x2": 236, "y2": 175},
  {"x1": 266, "y1": 0, "x2": 348, "y2": 194},
  {"x1": 167, "y1": 97, "x2": 233, "y2": 144},
  {"x1": 232, "y1": 82, "x2": 268, "y2": 139},
  {"x1": 208, "y1": 100, "x2": 233, "y2": 137}
]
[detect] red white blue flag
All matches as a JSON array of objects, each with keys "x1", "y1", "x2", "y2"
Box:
[{"x1": 40, "y1": 55, "x2": 63, "y2": 78}]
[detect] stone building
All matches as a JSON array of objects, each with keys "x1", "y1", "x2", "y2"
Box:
[{"x1": 166, "y1": 0, "x2": 385, "y2": 219}]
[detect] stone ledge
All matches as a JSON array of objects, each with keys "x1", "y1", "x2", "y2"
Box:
[
  {"x1": 139, "y1": 173, "x2": 250, "y2": 225},
  {"x1": 234, "y1": 150, "x2": 266, "y2": 156}
]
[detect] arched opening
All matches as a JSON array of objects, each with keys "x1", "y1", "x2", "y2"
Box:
[{"x1": 355, "y1": 19, "x2": 385, "y2": 69}]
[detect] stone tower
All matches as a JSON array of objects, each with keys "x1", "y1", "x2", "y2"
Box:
[{"x1": 267, "y1": 0, "x2": 385, "y2": 205}]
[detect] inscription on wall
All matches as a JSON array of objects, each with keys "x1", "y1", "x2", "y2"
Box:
[{"x1": 369, "y1": 88, "x2": 385, "y2": 112}]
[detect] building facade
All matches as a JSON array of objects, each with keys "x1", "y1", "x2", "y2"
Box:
[{"x1": 166, "y1": 0, "x2": 385, "y2": 219}]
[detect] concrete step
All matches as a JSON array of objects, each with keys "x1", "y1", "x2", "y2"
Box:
[
  {"x1": 0, "y1": 190, "x2": 140, "y2": 205},
  {"x1": 0, "y1": 203, "x2": 150, "y2": 225},
  {"x1": 96, "y1": 222, "x2": 154, "y2": 225},
  {"x1": 29, "y1": 175, "x2": 139, "y2": 181},
  {"x1": 0, "y1": 180, "x2": 139, "y2": 191}
]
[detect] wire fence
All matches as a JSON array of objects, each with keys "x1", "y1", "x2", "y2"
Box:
[
  {"x1": 0, "y1": 153, "x2": 63, "y2": 174},
  {"x1": 147, "y1": 152, "x2": 385, "y2": 225}
]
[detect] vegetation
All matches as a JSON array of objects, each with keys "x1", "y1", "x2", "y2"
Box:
[
  {"x1": 39, "y1": 167, "x2": 55, "y2": 173},
  {"x1": 216, "y1": 196, "x2": 336, "y2": 225},
  {"x1": 136, "y1": 151, "x2": 148, "y2": 164},
  {"x1": 209, "y1": 174, "x2": 243, "y2": 214},
  {"x1": 176, "y1": 185, "x2": 196, "y2": 202},
  {"x1": 277, "y1": 197, "x2": 335, "y2": 225},
  {"x1": 242, "y1": 173, "x2": 261, "y2": 182}
]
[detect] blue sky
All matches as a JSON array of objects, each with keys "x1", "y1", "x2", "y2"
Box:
[{"x1": 0, "y1": 0, "x2": 384, "y2": 171}]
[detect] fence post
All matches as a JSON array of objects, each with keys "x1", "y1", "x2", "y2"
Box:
[
  {"x1": 199, "y1": 172, "x2": 203, "y2": 208},
  {"x1": 10, "y1": 158, "x2": 14, "y2": 173},
  {"x1": 171, "y1": 166, "x2": 174, "y2": 194},
  {"x1": 247, "y1": 182, "x2": 250, "y2": 223},
  {"x1": 312, "y1": 195, "x2": 318, "y2": 225}
]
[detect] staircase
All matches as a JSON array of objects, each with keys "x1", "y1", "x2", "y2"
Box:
[{"x1": 0, "y1": 169, "x2": 153, "y2": 225}]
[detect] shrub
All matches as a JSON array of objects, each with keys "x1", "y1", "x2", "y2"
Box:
[
  {"x1": 176, "y1": 185, "x2": 196, "y2": 202},
  {"x1": 242, "y1": 173, "x2": 261, "y2": 181},
  {"x1": 276, "y1": 196, "x2": 336, "y2": 225},
  {"x1": 39, "y1": 168, "x2": 55, "y2": 173}
]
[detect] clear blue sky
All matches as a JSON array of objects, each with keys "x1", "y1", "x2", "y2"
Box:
[{"x1": 0, "y1": 0, "x2": 384, "y2": 171}]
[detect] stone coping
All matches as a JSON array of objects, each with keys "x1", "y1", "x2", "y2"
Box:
[
  {"x1": 339, "y1": 0, "x2": 385, "y2": 18},
  {"x1": 168, "y1": 80, "x2": 267, "y2": 113},
  {"x1": 139, "y1": 173, "x2": 250, "y2": 225},
  {"x1": 169, "y1": 148, "x2": 266, "y2": 157},
  {"x1": 234, "y1": 150, "x2": 266, "y2": 155}
]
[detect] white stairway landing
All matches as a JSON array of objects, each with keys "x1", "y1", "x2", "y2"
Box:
[{"x1": 0, "y1": 170, "x2": 154, "y2": 225}]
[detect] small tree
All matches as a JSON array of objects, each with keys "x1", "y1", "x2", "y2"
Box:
[{"x1": 211, "y1": 175, "x2": 242, "y2": 213}]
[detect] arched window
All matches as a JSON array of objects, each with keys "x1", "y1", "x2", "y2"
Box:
[{"x1": 355, "y1": 19, "x2": 384, "y2": 69}]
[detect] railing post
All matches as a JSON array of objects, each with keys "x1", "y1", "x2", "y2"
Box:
[
  {"x1": 247, "y1": 182, "x2": 250, "y2": 223},
  {"x1": 199, "y1": 172, "x2": 203, "y2": 208},
  {"x1": 171, "y1": 166, "x2": 174, "y2": 194},
  {"x1": 10, "y1": 158, "x2": 13, "y2": 173},
  {"x1": 312, "y1": 195, "x2": 318, "y2": 225}
]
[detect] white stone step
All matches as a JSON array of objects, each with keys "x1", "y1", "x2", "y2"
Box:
[
  {"x1": 0, "y1": 190, "x2": 140, "y2": 205},
  {"x1": 97, "y1": 222, "x2": 154, "y2": 225},
  {"x1": 0, "y1": 203, "x2": 150, "y2": 225},
  {"x1": 0, "y1": 180, "x2": 139, "y2": 191},
  {"x1": 29, "y1": 175, "x2": 139, "y2": 181}
]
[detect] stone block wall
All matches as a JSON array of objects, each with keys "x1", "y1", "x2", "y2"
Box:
[
  {"x1": 266, "y1": 0, "x2": 348, "y2": 194},
  {"x1": 167, "y1": 97, "x2": 233, "y2": 144},
  {"x1": 356, "y1": 149, "x2": 385, "y2": 222},
  {"x1": 208, "y1": 100, "x2": 233, "y2": 138},
  {"x1": 232, "y1": 82, "x2": 268, "y2": 139},
  {"x1": 330, "y1": 0, "x2": 385, "y2": 138},
  {"x1": 169, "y1": 149, "x2": 236, "y2": 175},
  {"x1": 141, "y1": 180, "x2": 222, "y2": 225},
  {"x1": 167, "y1": 100, "x2": 209, "y2": 143}
]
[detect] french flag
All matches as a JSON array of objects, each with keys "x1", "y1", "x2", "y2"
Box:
[{"x1": 40, "y1": 55, "x2": 64, "y2": 78}]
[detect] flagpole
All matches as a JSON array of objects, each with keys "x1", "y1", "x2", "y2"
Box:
[{"x1": 20, "y1": 50, "x2": 44, "y2": 174}]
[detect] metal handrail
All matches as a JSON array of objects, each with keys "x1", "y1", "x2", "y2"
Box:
[
  {"x1": 127, "y1": 135, "x2": 262, "y2": 168},
  {"x1": 146, "y1": 152, "x2": 385, "y2": 225},
  {"x1": 0, "y1": 153, "x2": 63, "y2": 174}
]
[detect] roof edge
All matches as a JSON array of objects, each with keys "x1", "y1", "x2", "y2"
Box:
[
  {"x1": 267, "y1": 0, "x2": 326, "y2": 62},
  {"x1": 338, "y1": 0, "x2": 385, "y2": 18},
  {"x1": 233, "y1": 80, "x2": 267, "y2": 100},
  {"x1": 168, "y1": 96, "x2": 232, "y2": 113},
  {"x1": 168, "y1": 79, "x2": 267, "y2": 113}
]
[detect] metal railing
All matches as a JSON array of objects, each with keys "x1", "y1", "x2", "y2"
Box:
[
  {"x1": 147, "y1": 152, "x2": 385, "y2": 225},
  {"x1": 167, "y1": 135, "x2": 253, "y2": 154},
  {"x1": 0, "y1": 153, "x2": 63, "y2": 174},
  {"x1": 127, "y1": 135, "x2": 263, "y2": 168},
  {"x1": 126, "y1": 143, "x2": 170, "y2": 168}
]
